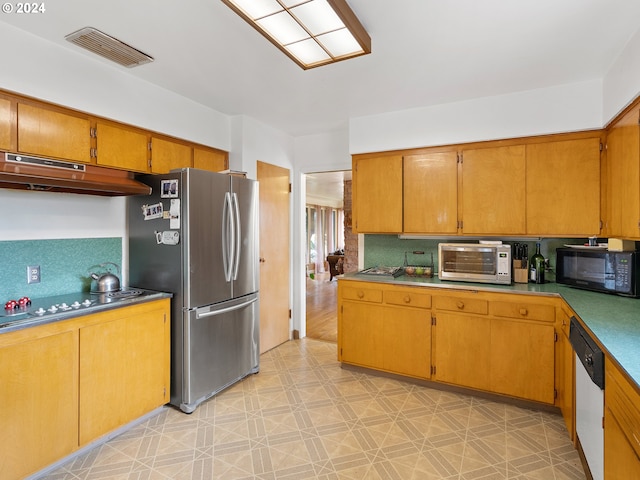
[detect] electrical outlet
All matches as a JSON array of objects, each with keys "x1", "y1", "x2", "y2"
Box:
[{"x1": 27, "y1": 265, "x2": 41, "y2": 284}]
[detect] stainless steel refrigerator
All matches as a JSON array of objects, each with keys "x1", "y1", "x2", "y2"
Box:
[{"x1": 127, "y1": 168, "x2": 259, "y2": 413}]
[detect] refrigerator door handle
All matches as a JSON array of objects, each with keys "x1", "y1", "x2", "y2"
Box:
[
  {"x1": 222, "y1": 191, "x2": 233, "y2": 282},
  {"x1": 231, "y1": 192, "x2": 242, "y2": 281},
  {"x1": 195, "y1": 295, "x2": 258, "y2": 319}
]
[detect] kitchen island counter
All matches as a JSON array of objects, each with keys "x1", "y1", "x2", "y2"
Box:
[{"x1": 339, "y1": 273, "x2": 640, "y2": 391}]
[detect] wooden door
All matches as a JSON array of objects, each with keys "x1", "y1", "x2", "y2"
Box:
[
  {"x1": 605, "y1": 408, "x2": 640, "y2": 479},
  {"x1": 433, "y1": 312, "x2": 491, "y2": 390},
  {"x1": 527, "y1": 137, "x2": 601, "y2": 235},
  {"x1": 17, "y1": 102, "x2": 91, "y2": 162},
  {"x1": 257, "y1": 161, "x2": 290, "y2": 353},
  {"x1": 0, "y1": 329, "x2": 79, "y2": 480},
  {"x1": 352, "y1": 154, "x2": 403, "y2": 233},
  {"x1": 490, "y1": 318, "x2": 555, "y2": 403},
  {"x1": 194, "y1": 147, "x2": 228, "y2": 172},
  {"x1": 404, "y1": 152, "x2": 458, "y2": 234},
  {"x1": 607, "y1": 114, "x2": 640, "y2": 238},
  {"x1": 151, "y1": 137, "x2": 192, "y2": 173},
  {"x1": 460, "y1": 145, "x2": 526, "y2": 235},
  {"x1": 96, "y1": 121, "x2": 149, "y2": 172}
]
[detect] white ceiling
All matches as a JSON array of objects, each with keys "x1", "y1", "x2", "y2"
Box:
[
  {"x1": 2, "y1": 0, "x2": 640, "y2": 138},
  {"x1": 306, "y1": 170, "x2": 351, "y2": 206}
]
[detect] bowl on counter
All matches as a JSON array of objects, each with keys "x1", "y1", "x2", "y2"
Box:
[{"x1": 403, "y1": 265, "x2": 433, "y2": 278}]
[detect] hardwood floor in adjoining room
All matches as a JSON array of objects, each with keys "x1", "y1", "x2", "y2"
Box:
[{"x1": 306, "y1": 272, "x2": 338, "y2": 343}]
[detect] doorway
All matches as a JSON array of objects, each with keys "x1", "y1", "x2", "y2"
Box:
[{"x1": 304, "y1": 170, "x2": 351, "y2": 342}]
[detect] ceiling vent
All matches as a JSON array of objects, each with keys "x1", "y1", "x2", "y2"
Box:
[{"x1": 65, "y1": 27, "x2": 154, "y2": 68}]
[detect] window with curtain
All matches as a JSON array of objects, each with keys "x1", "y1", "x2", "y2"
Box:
[{"x1": 306, "y1": 204, "x2": 344, "y2": 272}]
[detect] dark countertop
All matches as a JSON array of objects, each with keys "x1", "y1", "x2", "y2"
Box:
[{"x1": 340, "y1": 273, "x2": 640, "y2": 390}]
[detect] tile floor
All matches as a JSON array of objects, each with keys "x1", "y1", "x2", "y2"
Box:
[{"x1": 43, "y1": 339, "x2": 586, "y2": 480}]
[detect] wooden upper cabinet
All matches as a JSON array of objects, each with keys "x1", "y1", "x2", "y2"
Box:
[
  {"x1": 606, "y1": 110, "x2": 640, "y2": 239},
  {"x1": 460, "y1": 145, "x2": 526, "y2": 235},
  {"x1": 0, "y1": 97, "x2": 13, "y2": 151},
  {"x1": 193, "y1": 147, "x2": 228, "y2": 172},
  {"x1": 17, "y1": 103, "x2": 91, "y2": 163},
  {"x1": 95, "y1": 121, "x2": 149, "y2": 173},
  {"x1": 527, "y1": 137, "x2": 601, "y2": 236},
  {"x1": 150, "y1": 137, "x2": 192, "y2": 173},
  {"x1": 404, "y1": 152, "x2": 458, "y2": 234},
  {"x1": 353, "y1": 154, "x2": 403, "y2": 233}
]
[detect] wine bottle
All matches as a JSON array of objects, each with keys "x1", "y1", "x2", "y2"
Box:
[{"x1": 529, "y1": 242, "x2": 545, "y2": 284}]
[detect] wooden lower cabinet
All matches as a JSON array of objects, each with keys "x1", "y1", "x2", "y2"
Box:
[
  {"x1": 339, "y1": 281, "x2": 431, "y2": 379},
  {"x1": 0, "y1": 299, "x2": 170, "y2": 480},
  {"x1": 0, "y1": 327, "x2": 79, "y2": 480},
  {"x1": 433, "y1": 311, "x2": 491, "y2": 390},
  {"x1": 340, "y1": 281, "x2": 558, "y2": 405},
  {"x1": 556, "y1": 307, "x2": 575, "y2": 440},
  {"x1": 79, "y1": 300, "x2": 171, "y2": 444},
  {"x1": 490, "y1": 318, "x2": 555, "y2": 403},
  {"x1": 340, "y1": 300, "x2": 384, "y2": 369},
  {"x1": 604, "y1": 358, "x2": 640, "y2": 478}
]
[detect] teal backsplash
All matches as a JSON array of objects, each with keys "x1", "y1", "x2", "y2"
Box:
[
  {"x1": 0, "y1": 238, "x2": 122, "y2": 301},
  {"x1": 363, "y1": 235, "x2": 579, "y2": 280}
]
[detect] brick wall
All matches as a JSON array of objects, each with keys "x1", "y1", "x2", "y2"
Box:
[{"x1": 343, "y1": 179, "x2": 358, "y2": 273}]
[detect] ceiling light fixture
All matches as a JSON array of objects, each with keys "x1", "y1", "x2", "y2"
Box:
[{"x1": 221, "y1": 0, "x2": 371, "y2": 69}]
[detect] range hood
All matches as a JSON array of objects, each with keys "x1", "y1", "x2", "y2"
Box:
[{"x1": 0, "y1": 153, "x2": 152, "y2": 196}]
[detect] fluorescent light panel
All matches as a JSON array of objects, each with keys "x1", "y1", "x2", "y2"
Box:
[{"x1": 222, "y1": 0, "x2": 371, "y2": 69}]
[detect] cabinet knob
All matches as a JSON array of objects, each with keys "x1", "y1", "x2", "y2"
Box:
[
  {"x1": 519, "y1": 308, "x2": 528, "y2": 316},
  {"x1": 456, "y1": 301, "x2": 464, "y2": 310},
  {"x1": 357, "y1": 291, "x2": 364, "y2": 299},
  {"x1": 404, "y1": 295, "x2": 411, "y2": 304}
]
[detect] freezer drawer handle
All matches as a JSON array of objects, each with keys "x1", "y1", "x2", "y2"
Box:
[{"x1": 196, "y1": 296, "x2": 258, "y2": 319}]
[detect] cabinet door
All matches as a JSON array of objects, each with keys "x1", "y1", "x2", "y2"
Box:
[
  {"x1": 0, "y1": 330, "x2": 79, "y2": 480},
  {"x1": 490, "y1": 319, "x2": 555, "y2": 404},
  {"x1": 151, "y1": 136, "x2": 192, "y2": 173},
  {"x1": 607, "y1": 117, "x2": 640, "y2": 238},
  {"x1": 460, "y1": 145, "x2": 526, "y2": 235},
  {"x1": 605, "y1": 409, "x2": 640, "y2": 479},
  {"x1": 79, "y1": 302, "x2": 170, "y2": 444},
  {"x1": 340, "y1": 300, "x2": 384, "y2": 369},
  {"x1": 556, "y1": 308, "x2": 575, "y2": 439},
  {"x1": 194, "y1": 147, "x2": 228, "y2": 172},
  {"x1": 433, "y1": 312, "x2": 490, "y2": 390},
  {"x1": 382, "y1": 305, "x2": 430, "y2": 379},
  {"x1": 352, "y1": 155, "x2": 403, "y2": 233},
  {"x1": 17, "y1": 102, "x2": 91, "y2": 162},
  {"x1": 96, "y1": 121, "x2": 149, "y2": 172},
  {"x1": 404, "y1": 152, "x2": 458, "y2": 234},
  {"x1": 527, "y1": 137, "x2": 601, "y2": 235},
  {"x1": 0, "y1": 96, "x2": 12, "y2": 150}
]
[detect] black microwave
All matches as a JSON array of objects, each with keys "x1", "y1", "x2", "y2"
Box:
[{"x1": 556, "y1": 247, "x2": 640, "y2": 297}]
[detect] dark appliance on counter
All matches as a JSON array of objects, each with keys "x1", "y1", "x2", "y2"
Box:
[
  {"x1": 128, "y1": 168, "x2": 259, "y2": 414},
  {"x1": 556, "y1": 247, "x2": 640, "y2": 297}
]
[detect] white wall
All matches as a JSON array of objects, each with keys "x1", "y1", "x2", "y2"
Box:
[
  {"x1": 603, "y1": 26, "x2": 640, "y2": 124},
  {"x1": 349, "y1": 80, "x2": 603, "y2": 154}
]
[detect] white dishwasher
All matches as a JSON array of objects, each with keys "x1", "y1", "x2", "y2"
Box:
[{"x1": 570, "y1": 316, "x2": 604, "y2": 480}]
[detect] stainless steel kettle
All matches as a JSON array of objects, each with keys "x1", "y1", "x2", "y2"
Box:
[{"x1": 89, "y1": 262, "x2": 121, "y2": 293}]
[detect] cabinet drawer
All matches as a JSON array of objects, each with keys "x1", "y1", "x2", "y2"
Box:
[
  {"x1": 490, "y1": 301, "x2": 554, "y2": 322},
  {"x1": 384, "y1": 289, "x2": 431, "y2": 309},
  {"x1": 434, "y1": 295, "x2": 488, "y2": 315},
  {"x1": 606, "y1": 359, "x2": 640, "y2": 459},
  {"x1": 341, "y1": 285, "x2": 383, "y2": 303}
]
